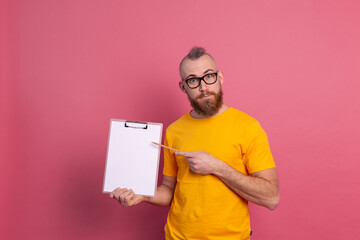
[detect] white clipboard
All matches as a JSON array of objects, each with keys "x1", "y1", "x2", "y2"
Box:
[{"x1": 103, "y1": 119, "x2": 163, "y2": 196}]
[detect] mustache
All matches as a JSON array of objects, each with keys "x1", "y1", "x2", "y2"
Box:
[{"x1": 196, "y1": 91, "x2": 217, "y2": 100}]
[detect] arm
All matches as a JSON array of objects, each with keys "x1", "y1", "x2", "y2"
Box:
[
  {"x1": 215, "y1": 164, "x2": 279, "y2": 210},
  {"x1": 110, "y1": 175, "x2": 177, "y2": 207},
  {"x1": 175, "y1": 151, "x2": 280, "y2": 210},
  {"x1": 144, "y1": 175, "x2": 177, "y2": 206}
]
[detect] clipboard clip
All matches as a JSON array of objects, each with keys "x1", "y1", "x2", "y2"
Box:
[{"x1": 124, "y1": 121, "x2": 148, "y2": 129}]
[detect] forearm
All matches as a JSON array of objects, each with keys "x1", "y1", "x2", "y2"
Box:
[
  {"x1": 143, "y1": 183, "x2": 175, "y2": 206},
  {"x1": 214, "y1": 162, "x2": 279, "y2": 210},
  {"x1": 175, "y1": 150, "x2": 279, "y2": 209}
]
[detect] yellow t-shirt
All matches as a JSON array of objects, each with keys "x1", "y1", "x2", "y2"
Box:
[{"x1": 163, "y1": 107, "x2": 276, "y2": 240}]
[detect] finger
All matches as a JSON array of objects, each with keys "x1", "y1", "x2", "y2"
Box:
[
  {"x1": 122, "y1": 191, "x2": 135, "y2": 207},
  {"x1": 110, "y1": 187, "x2": 122, "y2": 198},
  {"x1": 189, "y1": 165, "x2": 197, "y2": 173},
  {"x1": 185, "y1": 157, "x2": 196, "y2": 164},
  {"x1": 176, "y1": 151, "x2": 197, "y2": 157},
  {"x1": 114, "y1": 188, "x2": 128, "y2": 200},
  {"x1": 130, "y1": 194, "x2": 144, "y2": 206},
  {"x1": 129, "y1": 193, "x2": 146, "y2": 206},
  {"x1": 119, "y1": 189, "x2": 132, "y2": 204},
  {"x1": 124, "y1": 191, "x2": 135, "y2": 206}
]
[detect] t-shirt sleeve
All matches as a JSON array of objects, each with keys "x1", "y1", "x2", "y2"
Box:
[
  {"x1": 162, "y1": 130, "x2": 178, "y2": 177},
  {"x1": 243, "y1": 120, "x2": 276, "y2": 174}
]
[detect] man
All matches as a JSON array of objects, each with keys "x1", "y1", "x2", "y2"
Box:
[{"x1": 110, "y1": 47, "x2": 279, "y2": 240}]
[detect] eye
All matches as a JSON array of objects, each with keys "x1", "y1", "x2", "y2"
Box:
[
  {"x1": 188, "y1": 78, "x2": 198, "y2": 83},
  {"x1": 205, "y1": 73, "x2": 214, "y2": 79}
]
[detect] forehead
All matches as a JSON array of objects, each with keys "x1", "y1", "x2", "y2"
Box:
[{"x1": 180, "y1": 54, "x2": 217, "y2": 79}]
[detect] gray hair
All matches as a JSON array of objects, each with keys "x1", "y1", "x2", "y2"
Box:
[
  {"x1": 186, "y1": 46, "x2": 207, "y2": 60},
  {"x1": 179, "y1": 46, "x2": 214, "y2": 78}
]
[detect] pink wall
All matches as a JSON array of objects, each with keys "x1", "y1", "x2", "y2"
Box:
[{"x1": 1, "y1": 0, "x2": 360, "y2": 239}]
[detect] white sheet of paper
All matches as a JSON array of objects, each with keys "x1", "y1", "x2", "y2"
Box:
[{"x1": 103, "y1": 120, "x2": 162, "y2": 196}]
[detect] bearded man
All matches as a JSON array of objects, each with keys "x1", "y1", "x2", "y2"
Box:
[{"x1": 110, "y1": 47, "x2": 280, "y2": 240}]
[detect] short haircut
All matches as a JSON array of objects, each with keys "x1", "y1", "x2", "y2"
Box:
[
  {"x1": 179, "y1": 46, "x2": 215, "y2": 79},
  {"x1": 186, "y1": 46, "x2": 207, "y2": 60}
]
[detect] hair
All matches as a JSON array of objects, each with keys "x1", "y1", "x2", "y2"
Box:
[
  {"x1": 187, "y1": 46, "x2": 207, "y2": 60},
  {"x1": 179, "y1": 46, "x2": 215, "y2": 79}
]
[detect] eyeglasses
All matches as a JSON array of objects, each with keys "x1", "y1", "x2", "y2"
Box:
[{"x1": 184, "y1": 72, "x2": 218, "y2": 89}]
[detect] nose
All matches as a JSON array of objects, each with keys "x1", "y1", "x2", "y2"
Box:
[{"x1": 198, "y1": 79, "x2": 209, "y2": 92}]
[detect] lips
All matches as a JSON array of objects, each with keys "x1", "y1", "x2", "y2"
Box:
[
  {"x1": 197, "y1": 92, "x2": 216, "y2": 100},
  {"x1": 201, "y1": 95, "x2": 213, "y2": 99},
  {"x1": 200, "y1": 94, "x2": 215, "y2": 100}
]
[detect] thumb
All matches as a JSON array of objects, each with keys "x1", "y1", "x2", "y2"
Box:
[{"x1": 175, "y1": 151, "x2": 195, "y2": 157}]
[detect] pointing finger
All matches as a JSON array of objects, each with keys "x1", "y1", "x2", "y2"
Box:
[{"x1": 176, "y1": 151, "x2": 197, "y2": 157}]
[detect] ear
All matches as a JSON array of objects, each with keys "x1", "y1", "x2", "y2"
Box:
[
  {"x1": 179, "y1": 81, "x2": 187, "y2": 93},
  {"x1": 218, "y1": 71, "x2": 224, "y2": 84}
]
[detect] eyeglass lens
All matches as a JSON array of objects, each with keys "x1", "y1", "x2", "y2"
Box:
[{"x1": 187, "y1": 73, "x2": 217, "y2": 89}]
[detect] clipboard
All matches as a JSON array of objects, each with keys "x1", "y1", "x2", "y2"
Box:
[{"x1": 103, "y1": 119, "x2": 163, "y2": 196}]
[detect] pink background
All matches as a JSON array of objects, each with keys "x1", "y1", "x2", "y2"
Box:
[{"x1": 1, "y1": 0, "x2": 360, "y2": 239}]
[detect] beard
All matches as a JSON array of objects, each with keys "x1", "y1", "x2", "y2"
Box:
[{"x1": 188, "y1": 88, "x2": 223, "y2": 117}]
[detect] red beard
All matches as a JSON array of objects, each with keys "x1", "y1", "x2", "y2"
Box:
[{"x1": 189, "y1": 88, "x2": 223, "y2": 117}]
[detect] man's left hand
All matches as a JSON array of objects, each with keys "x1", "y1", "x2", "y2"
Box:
[{"x1": 175, "y1": 150, "x2": 223, "y2": 175}]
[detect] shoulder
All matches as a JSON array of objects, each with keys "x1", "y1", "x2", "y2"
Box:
[
  {"x1": 228, "y1": 107, "x2": 256, "y2": 122},
  {"x1": 228, "y1": 107, "x2": 259, "y2": 127},
  {"x1": 227, "y1": 107, "x2": 265, "y2": 136}
]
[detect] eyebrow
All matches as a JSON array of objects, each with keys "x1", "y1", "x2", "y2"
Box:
[{"x1": 185, "y1": 69, "x2": 216, "y2": 80}]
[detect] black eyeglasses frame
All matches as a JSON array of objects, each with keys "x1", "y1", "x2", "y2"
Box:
[{"x1": 184, "y1": 72, "x2": 218, "y2": 89}]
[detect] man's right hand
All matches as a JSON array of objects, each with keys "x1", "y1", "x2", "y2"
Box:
[
  {"x1": 109, "y1": 176, "x2": 177, "y2": 207},
  {"x1": 110, "y1": 188, "x2": 146, "y2": 207}
]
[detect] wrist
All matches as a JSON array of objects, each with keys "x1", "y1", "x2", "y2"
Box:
[
  {"x1": 142, "y1": 196, "x2": 151, "y2": 202},
  {"x1": 212, "y1": 159, "x2": 228, "y2": 177}
]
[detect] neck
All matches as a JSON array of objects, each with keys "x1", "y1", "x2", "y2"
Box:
[{"x1": 190, "y1": 104, "x2": 229, "y2": 119}]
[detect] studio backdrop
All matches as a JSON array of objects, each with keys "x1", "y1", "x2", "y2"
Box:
[{"x1": 1, "y1": 0, "x2": 359, "y2": 239}]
